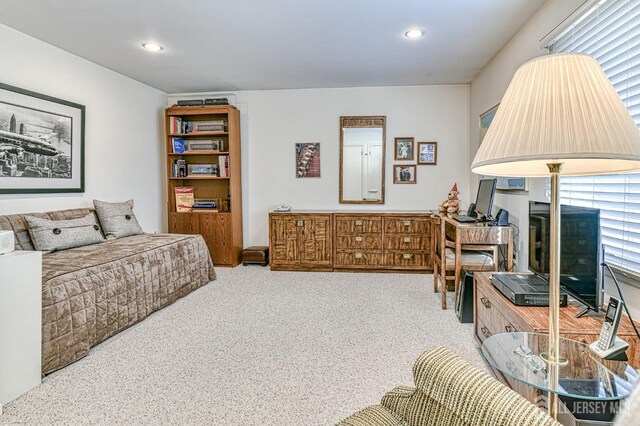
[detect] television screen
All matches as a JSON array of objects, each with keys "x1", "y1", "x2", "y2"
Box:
[{"x1": 529, "y1": 201, "x2": 601, "y2": 310}]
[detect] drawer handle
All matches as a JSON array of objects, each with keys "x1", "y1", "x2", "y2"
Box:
[
  {"x1": 505, "y1": 324, "x2": 517, "y2": 333},
  {"x1": 480, "y1": 297, "x2": 492, "y2": 309},
  {"x1": 355, "y1": 236, "x2": 363, "y2": 242},
  {"x1": 402, "y1": 254, "x2": 412, "y2": 260},
  {"x1": 403, "y1": 237, "x2": 411, "y2": 243},
  {"x1": 355, "y1": 220, "x2": 363, "y2": 226},
  {"x1": 403, "y1": 220, "x2": 411, "y2": 226},
  {"x1": 481, "y1": 326, "x2": 492, "y2": 338},
  {"x1": 296, "y1": 220, "x2": 304, "y2": 227},
  {"x1": 355, "y1": 253, "x2": 363, "y2": 259}
]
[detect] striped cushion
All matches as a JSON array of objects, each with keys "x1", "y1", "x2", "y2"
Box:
[
  {"x1": 445, "y1": 248, "x2": 494, "y2": 267},
  {"x1": 338, "y1": 405, "x2": 408, "y2": 426},
  {"x1": 338, "y1": 347, "x2": 560, "y2": 426}
]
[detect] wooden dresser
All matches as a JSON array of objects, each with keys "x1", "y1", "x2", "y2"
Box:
[
  {"x1": 474, "y1": 272, "x2": 640, "y2": 368},
  {"x1": 269, "y1": 211, "x2": 433, "y2": 272}
]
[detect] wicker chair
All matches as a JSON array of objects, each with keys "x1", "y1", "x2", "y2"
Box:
[{"x1": 338, "y1": 346, "x2": 560, "y2": 426}]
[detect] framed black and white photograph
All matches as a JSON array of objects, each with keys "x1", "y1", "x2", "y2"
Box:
[
  {"x1": 394, "y1": 137, "x2": 414, "y2": 161},
  {"x1": 0, "y1": 83, "x2": 85, "y2": 194},
  {"x1": 393, "y1": 164, "x2": 416, "y2": 184},
  {"x1": 295, "y1": 142, "x2": 320, "y2": 178},
  {"x1": 417, "y1": 141, "x2": 437, "y2": 165}
]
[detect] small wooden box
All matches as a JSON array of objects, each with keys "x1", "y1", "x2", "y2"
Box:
[{"x1": 242, "y1": 246, "x2": 269, "y2": 266}]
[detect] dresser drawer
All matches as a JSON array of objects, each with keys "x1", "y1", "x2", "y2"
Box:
[
  {"x1": 384, "y1": 217, "x2": 431, "y2": 235},
  {"x1": 335, "y1": 250, "x2": 382, "y2": 267},
  {"x1": 476, "y1": 318, "x2": 494, "y2": 343},
  {"x1": 336, "y1": 216, "x2": 382, "y2": 234},
  {"x1": 336, "y1": 235, "x2": 382, "y2": 250},
  {"x1": 383, "y1": 250, "x2": 429, "y2": 267},
  {"x1": 477, "y1": 287, "x2": 521, "y2": 335},
  {"x1": 384, "y1": 235, "x2": 430, "y2": 251}
]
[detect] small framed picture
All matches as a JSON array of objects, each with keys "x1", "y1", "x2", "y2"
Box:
[
  {"x1": 394, "y1": 137, "x2": 414, "y2": 161},
  {"x1": 393, "y1": 164, "x2": 416, "y2": 184},
  {"x1": 295, "y1": 142, "x2": 321, "y2": 178},
  {"x1": 417, "y1": 142, "x2": 437, "y2": 165}
]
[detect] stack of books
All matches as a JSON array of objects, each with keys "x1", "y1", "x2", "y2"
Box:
[
  {"x1": 172, "y1": 159, "x2": 187, "y2": 177},
  {"x1": 191, "y1": 200, "x2": 218, "y2": 213},
  {"x1": 192, "y1": 120, "x2": 227, "y2": 132}
]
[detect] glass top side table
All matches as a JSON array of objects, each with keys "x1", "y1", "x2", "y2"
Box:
[{"x1": 481, "y1": 332, "x2": 638, "y2": 401}]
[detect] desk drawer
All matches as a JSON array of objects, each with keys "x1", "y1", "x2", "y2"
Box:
[
  {"x1": 384, "y1": 218, "x2": 431, "y2": 235},
  {"x1": 335, "y1": 250, "x2": 382, "y2": 267},
  {"x1": 336, "y1": 216, "x2": 382, "y2": 234},
  {"x1": 384, "y1": 235, "x2": 430, "y2": 251},
  {"x1": 383, "y1": 250, "x2": 429, "y2": 267}
]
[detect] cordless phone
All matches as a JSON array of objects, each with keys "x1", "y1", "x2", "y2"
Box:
[{"x1": 590, "y1": 297, "x2": 629, "y2": 360}]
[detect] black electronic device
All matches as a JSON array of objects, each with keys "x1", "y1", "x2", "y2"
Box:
[
  {"x1": 452, "y1": 214, "x2": 477, "y2": 223},
  {"x1": 529, "y1": 201, "x2": 602, "y2": 313},
  {"x1": 467, "y1": 203, "x2": 476, "y2": 217},
  {"x1": 455, "y1": 270, "x2": 474, "y2": 323},
  {"x1": 176, "y1": 99, "x2": 204, "y2": 106},
  {"x1": 492, "y1": 209, "x2": 509, "y2": 226},
  {"x1": 490, "y1": 272, "x2": 568, "y2": 306},
  {"x1": 474, "y1": 178, "x2": 497, "y2": 220}
]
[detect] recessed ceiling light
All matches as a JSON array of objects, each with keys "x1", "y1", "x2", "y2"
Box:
[
  {"x1": 404, "y1": 29, "x2": 423, "y2": 39},
  {"x1": 141, "y1": 42, "x2": 164, "y2": 52}
]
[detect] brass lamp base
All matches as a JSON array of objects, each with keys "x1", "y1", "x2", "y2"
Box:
[{"x1": 540, "y1": 352, "x2": 569, "y2": 366}]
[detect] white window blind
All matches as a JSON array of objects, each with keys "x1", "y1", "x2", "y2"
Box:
[{"x1": 549, "y1": 0, "x2": 640, "y2": 275}]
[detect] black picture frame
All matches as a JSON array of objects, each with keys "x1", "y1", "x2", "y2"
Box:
[{"x1": 0, "y1": 82, "x2": 85, "y2": 194}]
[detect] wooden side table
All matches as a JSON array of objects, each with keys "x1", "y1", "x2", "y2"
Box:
[{"x1": 0, "y1": 250, "x2": 42, "y2": 413}]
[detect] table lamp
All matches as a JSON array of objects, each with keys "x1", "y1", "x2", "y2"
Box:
[{"x1": 471, "y1": 53, "x2": 640, "y2": 418}]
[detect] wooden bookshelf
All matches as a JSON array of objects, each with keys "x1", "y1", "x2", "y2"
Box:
[{"x1": 165, "y1": 105, "x2": 243, "y2": 267}]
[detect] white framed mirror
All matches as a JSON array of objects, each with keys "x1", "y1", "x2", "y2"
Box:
[{"x1": 339, "y1": 116, "x2": 386, "y2": 204}]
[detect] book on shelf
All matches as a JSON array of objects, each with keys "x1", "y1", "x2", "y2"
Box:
[
  {"x1": 218, "y1": 155, "x2": 230, "y2": 177},
  {"x1": 170, "y1": 117, "x2": 183, "y2": 134},
  {"x1": 193, "y1": 120, "x2": 227, "y2": 132},
  {"x1": 172, "y1": 137, "x2": 185, "y2": 153},
  {"x1": 174, "y1": 186, "x2": 194, "y2": 212},
  {"x1": 185, "y1": 139, "x2": 223, "y2": 152},
  {"x1": 173, "y1": 159, "x2": 187, "y2": 177}
]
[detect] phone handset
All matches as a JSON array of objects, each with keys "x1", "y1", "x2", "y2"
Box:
[{"x1": 590, "y1": 297, "x2": 629, "y2": 360}]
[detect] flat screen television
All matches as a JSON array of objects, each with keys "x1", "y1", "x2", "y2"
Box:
[{"x1": 528, "y1": 201, "x2": 602, "y2": 312}]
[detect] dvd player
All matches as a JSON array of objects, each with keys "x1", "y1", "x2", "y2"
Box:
[{"x1": 491, "y1": 273, "x2": 568, "y2": 307}]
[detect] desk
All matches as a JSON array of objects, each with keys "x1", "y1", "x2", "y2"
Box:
[{"x1": 432, "y1": 213, "x2": 513, "y2": 309}]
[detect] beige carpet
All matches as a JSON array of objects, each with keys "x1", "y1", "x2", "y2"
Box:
[{"x1": 0, "y1": 267, "x2": 486, "y2": 425}]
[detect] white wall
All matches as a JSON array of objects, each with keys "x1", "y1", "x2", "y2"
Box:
[
  {"x1": 470, "y1": 0, "x2": 640, "y2": 318},
  {"x1": 0, "y1": 24, "x2": 167, "y2": 232},
  {"x1": 170, "y1": 85, "x2": 470, "y2": 246}
]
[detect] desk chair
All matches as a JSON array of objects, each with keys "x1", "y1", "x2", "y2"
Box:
[{"x1": 432, "y1": 217, "x2": 499, "y2": 309}]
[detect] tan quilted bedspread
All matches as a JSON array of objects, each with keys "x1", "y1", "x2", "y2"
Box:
[{"x1": 41, "y1": 233, "x2": 215, "y2": 374}]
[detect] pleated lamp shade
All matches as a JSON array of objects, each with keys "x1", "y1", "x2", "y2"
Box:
[{"x1": 471, "y1": 53, "x2": 640, "y2": 177}]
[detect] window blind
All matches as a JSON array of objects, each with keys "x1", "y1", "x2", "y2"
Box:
[{"x1": 549, "y1": 0, "x2": 640, "y2": 275}]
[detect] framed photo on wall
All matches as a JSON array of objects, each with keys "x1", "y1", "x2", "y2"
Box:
[
  {"x1": 393, "y1": 164, "x2": 416, "y2": 184},
  {"x1": 295, "y1": 142, "x2": 321, "y2": 178},
  {"x1": 417, "y1": 142, "x2": 437, "y2": 165},
  {"x1": 394, "y1": 137, "x2": 414, "y2": 161},
  {"x1": 0, "y1": 83, "x2": 85, "y2": 194},
  {"x1": 479, "y1": 103, "x2": 527, "y2": 191}
]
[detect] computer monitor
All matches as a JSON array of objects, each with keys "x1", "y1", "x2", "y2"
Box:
[{"x1": 475, "y1": 178, "x2": 497, "y2": 219}]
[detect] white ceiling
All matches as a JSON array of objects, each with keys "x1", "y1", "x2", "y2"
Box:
[{"x1": 0, "y1": 0, "x2": 545, "y2": 93}]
